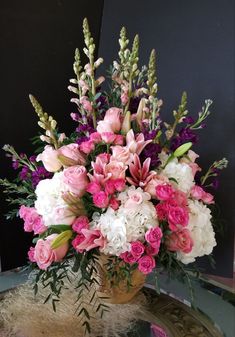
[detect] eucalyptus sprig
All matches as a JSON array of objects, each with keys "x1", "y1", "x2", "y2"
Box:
[{"x1": 29, "y1": 95, "x2": 59, "y2": 149}]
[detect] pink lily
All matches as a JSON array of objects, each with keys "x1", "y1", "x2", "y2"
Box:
[
  {"x1": 76, "y1": 228, "x2": 106, "y2": 251},
  {"x1": 126, "y1": 129, "x2": 152, "y2": 155},
  {"x1": 126, "y1": 154, "x2": 156, "y2": 187}
]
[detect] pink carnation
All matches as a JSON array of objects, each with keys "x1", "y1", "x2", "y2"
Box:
[
  {"x1": 28, "y1": 247, "x2": 36, "y2": 262},
  {"x1": 86, "y1": 181, "x2": 102, "y2": 194},
  {"x1": 72, "y1": 216, "x2": 89, "y2": 233},
  {"x1": 93, "y1": 191, "x2": 109, "y2": 208},
  {"x1": 79, "y1": 140, "x2": 95, "y2": 154},
  {"x1": 138, "y1": 255, "x2": 156, "y2": 274},
  {"x1": 155, "y1": 184, "x2": 175, "y2": 201},
  {"x1": 145, "y1": 227, "x2": 163, "y2": 248}
]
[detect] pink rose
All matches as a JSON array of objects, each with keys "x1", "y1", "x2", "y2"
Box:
[
  {"x1": 86, "y1": 181, "x2": 102, "y2": 194},
  {"x1": 93, "y1": 191, "x2": 109, "y2": 208},
  {"x1": 145, "y1": 245, "x2": 159, "y2": 256},
  {"x1": 90, "y1": 132, "x2": 102, "y2": 143},
  {"x1": 34, "y1": 234, "x2": 68, "y2": 270},
  {"x1": 174, "y1": 190, "x2": 188, "y2": 207},
  {"x1": 97, "y1": 120, "x2": 114, "y2": 134},
  {"x1": 109, "y1": 197, "x2": 120, "y2": 210},
  {"x1": 101, "y1": 132, "x2": 116, "y2": 144},
  {"x1": 120, "y1": 251, "x2": 138, "y2": 264},
  {"x1": 105, "y1": 160, "x2": 127, "y2": 180},
  {"x1": 168, "y1": 206, "x2": 189, "y2": 231},
  {"x1": 145, "y1": 227, "x2": 163, "y2": 248},
  {"x1": 111, "y1": 145, "x2": 132, "y2": 165},
  {"x1": 97, "y1": 153, "x2": 110, "y2": 164},
  {"x1": 130, "y1": 241, "x2": 145, "y2": 259},
  {"x1": 72, "y1": 216, "x2": 89, "y2": 233},
  {"x1": 103, "y1": 107, "x2": 122, "y2": 133},
  {"x1": 28, "y1": 247, "x2": 36, "y2": 262},
  {"x1": 166, "y1": 229, "x2": 193, "y2": 253},
  {"x1": 155, "y1": 184, "x2": 175, "y2": 201},
  {"x1": 36, "y1": 145, "x2": 62, "y2": 172},
  {"x1": 144, "y1": 175, "x2": 169, "y2": 198},
  {"x1": 63, "y1": 165, "x2": 89, "y2": 196},
  {"x1": 138, "y1": 255, "x2": 156, "y2": 274},
  {"x1": 58, "y1": 143, "x2": 86, "y2": 166},
  {"x1": 155, "y1": 203, "x2": 168, "y2": 220},
  {"x1": 113, "y1": 178, "x2": 126, "y2": 192},
  {"x1": 76, "y1": 228, "x2": 106, "y2": 251},
  {"x1": 79, "y1": 140, "x2": 95, "y2": 154},
  {"x1": 72, "y1": 233, "x2": 86, "y2": 253},
  {"x1": 191, "y1": 185, "x2": 205, "y2": 200}
]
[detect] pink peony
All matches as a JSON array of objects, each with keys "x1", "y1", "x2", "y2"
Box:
[
  {"x1": 166, "y1": 229, "x2": 193, "y2": 254},
  {"x1": 79, "y1": 140, "x2": 95, "y2": 154},
  {"x1": 138, "y1": 255, "x2": 156, "y2": 274},
  {"x1": 155, "y1": 184, "x2": 175, "y2": 201},
  {"x1": 63, "y1": 165, "x2": 89, "y2": 196},
  {"x1": 58, "y1": 143, "x2": 86, "y2": 166},
  {"x1": 168, "y1": 206, "x2": 189, "y2": 231},
  {"x1": 34, "y1": 234, "x2": 68, "y2": 270},
  {"x1": 28, "y1": 247, "x2": 36, "y2": 262},
  {"x1": 72, "y1": 216, "x2": 89, "y2": 233},
  {"x1": 130, "y1": 241, "x2": 145, "y2": 259},
  {"x1": 76, "y1": 228, "x2": 106, "y2": 251},
  {"x1": 145, "y1": 227, "x2": 163, "y2": 248},
  {"x1": 93, "y1": 191, "x2": 109, "y2": 208},
  {"x1": 36, "y1": 145, "x2": 62, "y2": 172}
]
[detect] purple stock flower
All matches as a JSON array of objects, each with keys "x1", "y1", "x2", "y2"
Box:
[
  {"x1": 76, "y1": 136, "x2": 89, "y2": 145},
  {"x1": 31, "y1": 166, "x2": 52, "y2": 187},
  {"x1": 19, "y1": 166, "x2": 30, "y2": 180},
  {"x1": 29, "y1": 155, "x2": 37, "y2": 163},
  {"x1": 12, "y1": 160, "x2": 19, "y2": 170},
  {"x1": 183, "y1": 116, "x2": 194, "y2": 124},
  {"x1": 171, "y1": 127, "x2": 199, "y2": 151}
]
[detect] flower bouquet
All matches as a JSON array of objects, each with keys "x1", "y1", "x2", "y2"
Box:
[{"x1": 1, "y1": 18, "x2": 227, "y2": 335}]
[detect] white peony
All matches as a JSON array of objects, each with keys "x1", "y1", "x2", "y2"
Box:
[
  {"x1": 162, "y1": 159, "x2": 194, "y2": 193},
  {"x1": 34, "y1": 172, "x2": 75, "y2": 226},
  {"x1": 177, "y1": 200, "x2": 216, "y2": 264}
]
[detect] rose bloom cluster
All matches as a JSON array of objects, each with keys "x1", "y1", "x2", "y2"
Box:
[{"x1": 19, "y1": 107, "x2": 216, "y2": 274}]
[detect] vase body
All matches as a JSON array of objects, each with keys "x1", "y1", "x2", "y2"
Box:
[{"x1": 97, "y1": 254, "x2": 146, "y2": 304}]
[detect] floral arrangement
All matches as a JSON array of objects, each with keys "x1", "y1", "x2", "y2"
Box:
[{"x1": 1, "y1": 18, "x2": 227, "y2": 329}]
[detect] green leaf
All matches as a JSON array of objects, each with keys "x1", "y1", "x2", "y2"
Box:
[{"x1": 49, "y1": 224, "x2": 72, "y2": 232}]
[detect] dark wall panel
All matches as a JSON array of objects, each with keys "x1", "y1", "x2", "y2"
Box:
[
  {"x1": 0, "y1": 0, "x2": 104, "y2": 271},
  {"x1": 98, "y1": 0, "x2": 235, "y2": 276}
]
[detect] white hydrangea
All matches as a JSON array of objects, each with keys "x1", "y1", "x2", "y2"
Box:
[
  {"x1": 177, "y1": 200, "x2": 216, "y2": 264},
  {"x1": 34, "y1": 172, "x2": 75, "y2": 226},
  {"x1": 91, "y1": 186, "x2": 158, "y2": 256},
  {"x1": 162, "y1": 159, "x2": 194, "y2": 193}
]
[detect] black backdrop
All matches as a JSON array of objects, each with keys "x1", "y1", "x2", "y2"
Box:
[
  {"x1": 98, "y1": 0, "x2": 235, "y2": 277},
  {"x1": 0, "y1": 0, "x2": 104, "y2": 271},
  {"x1": 0, "y1": 0, "x2": 234, "y2": 277}
]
